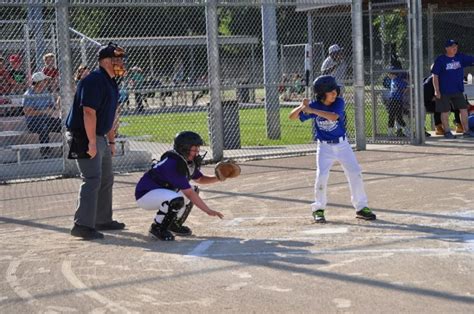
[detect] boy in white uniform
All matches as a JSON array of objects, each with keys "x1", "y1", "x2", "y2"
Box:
[{"x1": 289, "y1": 75, "x2": 376, "y2": 223}]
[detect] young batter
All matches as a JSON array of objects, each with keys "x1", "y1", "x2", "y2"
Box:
[{"x1": 289, "y1": 75, "x2": 376, "y2": 223}]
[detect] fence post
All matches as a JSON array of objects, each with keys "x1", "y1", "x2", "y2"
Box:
[
  {"x1": 205, "y1": 0, "x2": 224, "y2": 161},
  {"x1": 352, "y1": 0, "x2": 366, "y2": 150},
  {"x1": 261, "y1": 0, "x2": 281, "y2": 140},
  {"x1": 55, "y1": 0, "x2": 76, "y2": 176},
  {"x1": 412, "y1": 0, "x2": 424, "y2": 144}
]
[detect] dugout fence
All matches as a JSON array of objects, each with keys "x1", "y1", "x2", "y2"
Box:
[{"x1": 2, "y1": 1, "x2": 471, "y2": 183}]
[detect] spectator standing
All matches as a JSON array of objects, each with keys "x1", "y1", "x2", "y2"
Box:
[
  {"x1": 128, "y1": 66, "x2": 145, "y2": 113},
  {"x1": 321, "y1": 44, "x2": 347, "y2": 94},
  {"x1": 432, "y1": 39, "x2": 474, "y2": 138},
  {"x1": 386, "y1": 67, "x2": 409, "y2": 137},
  {"x1": 65, "y1": 42, "x2": 127, "y2": 240},
  {"x1": 22, "y1": 72, "x2": 62, "y2": 158},
  {"x1": 74, "y1": 65, "x2": 90, "y2": 84}
]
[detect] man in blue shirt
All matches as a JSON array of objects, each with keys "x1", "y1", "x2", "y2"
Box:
[
  {"x1": 432, "y1": 39, "x2": 474, "y2": 138},
  {"x1": 289, "y1": 75, "x2": 375, "y2": 223},
  {"x1": 66, "y1": 42, "x2": 127, "y2": 240}
]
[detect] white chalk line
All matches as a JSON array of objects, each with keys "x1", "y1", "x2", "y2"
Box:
[
  {"x1": 6, "y1": 258, "x2": 38, "y2": 306},
  {"x1": 61, "y1": 260, "x2": 135, "y2": 313}
]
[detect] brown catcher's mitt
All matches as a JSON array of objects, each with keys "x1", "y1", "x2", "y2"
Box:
[{"x1": 215, "y1": 160, "x2": 241, "y2": 181}]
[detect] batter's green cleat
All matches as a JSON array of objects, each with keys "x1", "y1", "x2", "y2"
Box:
[
  {"x1": 312, "y1": 209, "x2": 326, "y2": 223},
  {"x1": 356, "y1": 207, "x2": 376, "y2": 220}
]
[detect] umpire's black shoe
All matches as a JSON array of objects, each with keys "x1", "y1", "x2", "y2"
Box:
[
  {"x1": 71, "y1": 223, "x2": 104, "y2": 240},
  {"x1": 149, "y1": 222, "x2": 175, "y2": 241},
  {"x1": 96, "y1": 220, "x2": 126, "y2": 231},
  {"x1": 169, "y1": 222, "x2": 192, "y2": 236},
  {"x1": 356, "y1": 207, "x2": 376, "y2": 220}
]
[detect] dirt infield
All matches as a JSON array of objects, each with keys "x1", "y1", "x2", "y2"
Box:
[{"x1": 1, "y1": 138, "x2": 473, "y2": 313}]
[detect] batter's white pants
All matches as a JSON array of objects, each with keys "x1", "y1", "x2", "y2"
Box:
[
  {"x1": 311, "y1": 139, "x2": 368, "y2": 212},
  {"x1": 136, "y1": 188, "x2": 192, "y2": 224}
]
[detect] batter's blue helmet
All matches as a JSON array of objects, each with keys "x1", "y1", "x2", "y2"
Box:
[{"x1": 313, "y1": 75, "x2": 340, "y2": 98}]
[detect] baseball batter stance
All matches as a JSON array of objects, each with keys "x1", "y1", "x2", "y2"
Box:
[
  {"x1": 289, "y1": 75, "x2": 376, "y2": 223},
  {"x1": 135, "y1": 131, "x2": 224, "y2": 241}
]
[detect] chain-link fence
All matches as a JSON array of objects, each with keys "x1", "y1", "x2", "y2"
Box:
[
  {"x1": 1, "y1": 0, "x2": 365, "y2": 182},
  {"x1": 7, "y1": 1, "x2": 469, "y2": 183}
]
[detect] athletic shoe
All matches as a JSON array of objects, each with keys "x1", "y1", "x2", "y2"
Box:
[
  {"x1": 435, "y1": 124, "x2": 444, "y2": 135},
  {"x1": 462, "y1": 130, "x2": 474, "y2": 138},
  {"x1": 96, "y1": 220, "x2": 126, "y2": 231},
  {"x1": 356, "y1": 207, "x2": 376, "y2": 220},
  {"x1": 169, "y1": 222, "x2": 192, "y2": 236},
  {"x1": 443, "y1": 131, "x2": 456, "y2": 139},
  {"x1": 71, "y1": 223, "x2": 104, "y2": 240},
  {"x1": 149, "y1": 222, "x2": 175, "y2": 241},
  {"x1": 455, "y1": 123, "x2": 464, "y2": 134},
  {"x1": 312, "y1": 209, "x2": 326, "y2": 223},
  {"x1": 424, "y1": 131, "x2": 431, "y2": 137}
]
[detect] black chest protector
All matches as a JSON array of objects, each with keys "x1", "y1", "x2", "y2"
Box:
[{"x1": 147, "y1": 150, "x2": 200, "y2": 190}]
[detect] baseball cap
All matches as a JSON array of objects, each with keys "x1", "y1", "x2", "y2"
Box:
[
  {"x1": 31, "y1": 71, "x2": 51, "y2": 83},
  {"x1": 328, "y1": 44, "x2": 343, "y2": 54},
  {"x1": 445, "y1": 39, "x2": 458, "y2": 47},
  {"x1": 9, "y1": 54, "x2": 22, "y2": 63},
  {"x1": 98, "y1": 42, "x2": 125, "y2": 60}
]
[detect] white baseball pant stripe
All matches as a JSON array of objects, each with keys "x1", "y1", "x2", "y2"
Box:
[
  {"x1": 136, "y1": 189, "x2": 190, "y2": 223},
  {"x1": 311, "y1": 139, "x2": 368, "y2": 212}
]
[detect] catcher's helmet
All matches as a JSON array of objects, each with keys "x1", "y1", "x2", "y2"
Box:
[
  {"x1": 174, "y1": 131, "x2": 204, "y2": 157},
  {"x1": 313, "y1": 75, "x2": 340, "y2": 98}
]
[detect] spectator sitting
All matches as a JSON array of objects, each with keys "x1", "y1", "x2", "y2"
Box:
[
  {"x1": 42, "y1": 53, "x2": 59, "y2": 91},
  {"x1": 0, "y1": 56, "x2": 16, "y2": 96},
  {"x1": 74, "y1": 65, "x2": 90, "y2": 84},
  {"x1": 8, "y1": 54, "x2": 27, "y2": 94},
  {"x1": 22, "y1": 72, "x2": 62, "y2": 158}
]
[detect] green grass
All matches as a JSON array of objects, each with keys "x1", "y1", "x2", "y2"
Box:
[
  {"x1": 119, "y1": 101, "x2": 447, "y2": 146},
  {"x1": 119, "y1": 108, "x2": 314, "y2": 146}
]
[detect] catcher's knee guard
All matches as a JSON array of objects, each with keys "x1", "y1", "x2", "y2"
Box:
[{"x1": 156, "y1": 196, "x2": 185, "y2": 232}]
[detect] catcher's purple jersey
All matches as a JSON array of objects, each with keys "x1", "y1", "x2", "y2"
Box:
[
  {"x1": 298, "y1": 97, "x2": 346, "y2": 142},
  {"x1": 135, "y1": 157, "x2": 203, "y2": 200}
]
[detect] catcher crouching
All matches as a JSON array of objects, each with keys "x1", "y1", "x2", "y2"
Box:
[{"x1": 135, "y1": 131, "x2": 239, "y2": 241}]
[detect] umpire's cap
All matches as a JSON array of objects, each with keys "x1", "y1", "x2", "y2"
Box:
[
  {"x1": 313, "y1": 75, "x2": 340, "y2": 96},
  {"x1": 98, "y1": 42, "x2": 125, "y2": 60},
  {"x1": 174, "y1": 131, "x2": 204, "y2": 156}
]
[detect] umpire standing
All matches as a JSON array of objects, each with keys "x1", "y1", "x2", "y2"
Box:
[{"x1": 66, "y1": 42, "x2": 126, "y2": 240}]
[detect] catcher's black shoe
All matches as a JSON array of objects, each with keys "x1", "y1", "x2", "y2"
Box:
[
  {"x1": 312, "y1": 209, "x2": 326, "y2": 223},
  {"x1": 356, "y1": 207, "x2": 376, "y2": 220},
  {"x1": 169, "y1": 222, "x2": 192, "y2": 236},
  {"x1": 149, "y1": 222, "x2": 175, "y2": 241}
]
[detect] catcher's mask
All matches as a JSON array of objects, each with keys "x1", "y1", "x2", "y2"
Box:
[
  {"x1": 174, "y1": 131, "x2": 205, "y2": 160},
  {"x1": 313, "y1": 75, "x2": 340, "y2": 101},
  {"x1": 98, "y1": 42, "x2": 126, "y2": 77}
]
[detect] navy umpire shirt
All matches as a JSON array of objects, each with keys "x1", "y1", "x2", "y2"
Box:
[{"x1": 66, "y1": 67, "x2": 119, "y2": 136}]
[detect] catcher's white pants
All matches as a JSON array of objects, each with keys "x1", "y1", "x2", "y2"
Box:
[
  {"x1": 311, "y1": 139, "x2": 368, "y2": 212},
  {"x1": 136, "y1": 189, "x2": 191, "y2": 223}
]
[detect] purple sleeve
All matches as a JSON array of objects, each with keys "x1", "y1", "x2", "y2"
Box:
[
  {"x1": 190, "y1": 169, "x2": 203, "y2": 182},
  {"x1": 160, "y1": 159, "x2": 192, "y2": 190}
]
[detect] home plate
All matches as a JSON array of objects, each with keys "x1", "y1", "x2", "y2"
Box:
[{"x1": 301, "y1": 227, "x2": 348, "y2": 235}]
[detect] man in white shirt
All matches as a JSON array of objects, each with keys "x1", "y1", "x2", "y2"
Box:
[{"x1": 321, "y1": 44, "x2": 347, "y2": 94}]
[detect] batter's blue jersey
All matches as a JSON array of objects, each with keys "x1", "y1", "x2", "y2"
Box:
[{"x1": 298, "y1": 97, "x2": 346, "y2": 142}]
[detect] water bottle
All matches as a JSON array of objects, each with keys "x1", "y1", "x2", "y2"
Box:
[{"x1": 468, "y1": 73, "x2": 473, "y2": 84}]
